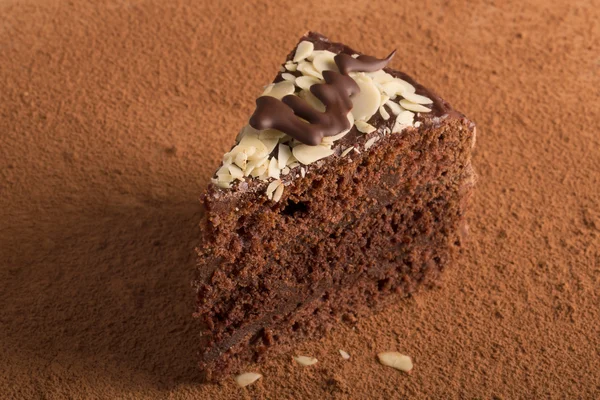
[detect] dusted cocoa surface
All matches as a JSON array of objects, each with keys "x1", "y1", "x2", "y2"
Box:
[{"x1": 1, "y1": 1, "x2": 599, "y2": 399}]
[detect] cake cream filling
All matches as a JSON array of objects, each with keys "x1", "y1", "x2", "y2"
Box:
[{"x1": 212, "y1": 41, "x2": 433, "y2": 201}]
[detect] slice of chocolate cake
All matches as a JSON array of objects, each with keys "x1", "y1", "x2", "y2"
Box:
[{"x1": 194, "y1": 32, "x2": 476, "y2": 380}]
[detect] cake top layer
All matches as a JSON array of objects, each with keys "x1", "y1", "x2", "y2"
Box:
[{"x1": 209, "y1": 32, "x2": 460, "y2": 201}]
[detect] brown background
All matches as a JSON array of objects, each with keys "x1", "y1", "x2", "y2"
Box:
[{"x1": 1, "y1": 0, "x2": 599, "y2": 398}]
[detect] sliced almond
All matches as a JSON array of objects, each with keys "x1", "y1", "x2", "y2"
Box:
[
  {"x1": 401, "y1": 92, "x2": 433, "y2": 105},
  {"x1": 263, "y1": 81, "x2": 295, "y2": 100},
  {"x1": 259, "y1": 129, "x2": 287, "y2": 141},
  {"x1": 277, "y1": 144, "x2": 292, "y2": 169},
  {"x1": 273, "y1": 182, "x2": 284, "y2": 202},
  {"x1": 350, "y1": 74, "x2": 380, "y2": 122},
  {"x1": 227, "y1": 164, "x2": 244, "y2": 180},
  {"x1": 339, "y1": 350, "x2": 351, "y2": 360},
  {"x1": 281, "y1": 166, "x2": 290, "y2": 175},
  {"x1": 299, "y1": 89, "x2": 326, "y2": 112},
  {"x1": 312, "y1": 52, "x2": 339, "y2": 73},
  {"x1": 293, "y1": 144, "x2": 334, "y2": 165},
  {"x1": 293, "y1": 41, "x2": 314, "y2": 62},
  {"x1": 399, "y1": 99, "x2": 432, "y2": 113},
  {"x1": 385, "y1": 100, "x2": 404, "y2": 116},
  {"x1": 307, "y1": 49, "x2": 337, "y2": 62},
  {"x1": 364, "y1": 136, "x2": 379, "y2": 150},
  {"x1": 341, "y1": 147, "x2": 354, "y2": 157},
  {"x1": 293, "y1": 355, "x2": 318, "y2": 366},
  {"x1": 392, "y1": 110, "x2": 415, "y2": 133},
  {"x1": 267, "y1": 157, "x2": 280, "y2": 179},
  {"x1": 234, "y1": 151, "x2": 248, "y2": 169},
  {"x1": 266, "y1": 179, "x2": 281, "y2": 200},
  {"x1": 234, "y1": 372, "x2": 262, "y2": 388},
  {"x1": 300, "y1": 167, "x2": 306, "y2": 177},
  {"x1": 379, "y1": 105, "x2": 390, "y2": 120},
  {"x1": 297, "y1": 61, "x2": 323, "y2": 80},
  {"x1": 296, "y1": 76, "x2": 322, "y2": 92},
  {"x1": 281, "y1": 73, "x2": 296, "y2": 82},
  {"x1": 285, "y1": 61, "x2": 297, "y2": 72},
  {"x1": 212, "y1": 178, "x2": 231, "y2": 189},
  {"x1": 261, "y1": 138, "x2": 279, "y2": 154},
  {"x1": 377, "y1": 352, "x2": 413, "y2": 372},
  {"x1": 355, "y1": 120, "x2": 376, "y2": 134},
  {"x1": 367, "y1": 69, "x2": 395, "y2": 84}
]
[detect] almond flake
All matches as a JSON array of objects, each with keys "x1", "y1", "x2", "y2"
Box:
[
  {"x1": 281, "y1": 166, "x2": 290, "y2": 175},
  {"x1": 296, "y1": 76, "x2": 322, "y2": 91},
  {"x1": 355, "y1": 120, "x2": 376, "y2": 134},
  {"x1": 285, "y1": 62, "x2": 297, "y2": 72},
  {"x1": 377, "y1": 352, "x2": 413, "y2": 372},
  {"x1": 364, "y1": 136, "x2": 379, "y2": 150},
  {"x1": 379, "y1": 105, "x2": 390, "y2": 120},
  {"x1": 251, "y1": 160, "x2": 269, "y2": 178},
  {"x1": 212, "y1": 178, "x2": 231, "y2": 189},
  {"x1": 392, "y1": 110, "x2": 415, "y2": 133},
  {"x1": 299, "y1": 89, "x2": 326, "y2": 112},
  {"x1": 277, "y1": 144, "x2": 292, "y2": 169},
  {"x1": 245, "y1": 156, "x2": 268, "y2": 176},
  {"x1": 306, "y1": 49, "x2": 337, "y2": 62},
  {"x1": 350, "y1": 74, "x2": 380, "y2": 121},
  {"x1": 259, "y1": 129, "x2": 287, "y2": 141},
  {"x1": 385, "y1": 100, "x2": 404, "y2": 116},
  {"x1": 238, "y1": 135, "x2": 269, "y2": 160},
  {"x1": 414, "y1": 121, "x2": 422, "y2": 128},
  {"x1": 401, "y1": 92, "x2": 433, "y2": 105},
  {"x1": 227, "y1": 164, "x2": 244, "y2": 180},
  {"x1": 264, "y1": 81, "x2": 295, "y2": 100},
  {"x1": 297, "y1": 61, "x2": 323, "y2": 80},
  {"x1": 281, "y1": 73, "x2": 296, "y2": 82},
  {"x1": 293, "y1": 41, "x2": 314, "y2": 62},
  {"x1": 234, "y1": 152, "x2": 248, "y2": 169},
  {"x1": 381, "y1": 79, "x2": 415, "y2": 97},
  {"x1": 399, "y1": 99, "x2": 432, "y2": 113},
  {"x1": 266, "y1": 179, "x2": 281, "y2": 200},
  {"x1": 300, "y1": 167, "x2": 306, "y2": 178},
  {"x1": 341, "y1": 147, "x2": 354, "y2": 157},
  {"x1": 267, "y1": 157, "x2": 280, "y2": 179},
  {"x1": 273, "y1": 183, "x2": 284, "y2": 202},
  {"x1": 293, "y1": 355, "x2": 318, "y2": 366},
  {"x1": 234, "y1": 372, "x2": 262, "y2": 388},
  {"x1": 261, "y1": 84, "x2": 274, "y2": 96},
  {"x1": 312, "y1": 53, "x2": 339, "y2": 73},
  {"x1": 339, "y1": 350, "x2": 351, "y2": 360},
  {"x1": 351, "y1": 54, "x2": 360, "y2": 58},
  {"x1": 293, "y1": 144, "x2": 334, "y2": 165},
  {"x1": 261, "y1": 138, "x2": 279, "y2": 154},
  {"x1": 367, "y1": 69, "x2": 395, "y2": 84}
]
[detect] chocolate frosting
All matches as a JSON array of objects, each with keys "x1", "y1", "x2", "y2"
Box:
[{"x1": 249, "y1": 48, "x2": 395, "y2": 146}]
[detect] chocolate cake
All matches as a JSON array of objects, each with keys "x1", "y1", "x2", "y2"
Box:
[{"x1": 194, "y1": 32, "x2": 476, "y2": 380}]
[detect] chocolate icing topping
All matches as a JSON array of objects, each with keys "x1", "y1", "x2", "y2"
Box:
[
  {"x1": 250, "y1": 50, "x2": 395, "y2": 146},
  {"x1": 334, "y1": 50, "x2": 396, "y2": 75},
  {"x1": 250, "y1": 71, "x2": 359, "y2": 146}
]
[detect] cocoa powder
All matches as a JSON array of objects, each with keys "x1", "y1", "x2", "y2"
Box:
[{"x1": 1, "y1": 0, "x2": 599, "y2": 398}]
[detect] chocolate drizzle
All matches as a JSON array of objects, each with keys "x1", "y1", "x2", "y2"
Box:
[
  {"x1": 249, "y1": 46, "x2": 395, "y2": 146},
  {"x1": 250, "y1": 71, "x2": 359, "y2": 146},
  {"x1": 335, "y1": 50, "x2": 396, "y2": 75}
]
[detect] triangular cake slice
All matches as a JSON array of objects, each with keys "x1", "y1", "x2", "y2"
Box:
[{"x1": 194, "y1": 32, "x2": 476, "y2": 380}]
